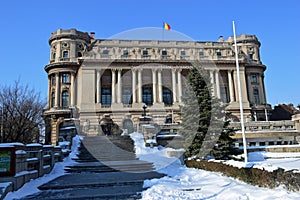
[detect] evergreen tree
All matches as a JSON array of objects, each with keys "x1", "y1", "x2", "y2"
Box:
[{"x1": 179, "y1": 62, "x2": 237, "y2": 159}]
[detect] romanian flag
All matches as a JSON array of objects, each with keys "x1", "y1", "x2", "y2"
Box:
[{"x1": 163, "y1": 22, "x2": 171, "y2": 30}]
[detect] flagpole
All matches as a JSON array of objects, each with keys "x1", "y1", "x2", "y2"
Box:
[
  {"x1": 162, "y1": 22, "x2": 165, "y2": 40},
  {"x1": 232, "y1": 21, "x2": 248, "y2": 163}
]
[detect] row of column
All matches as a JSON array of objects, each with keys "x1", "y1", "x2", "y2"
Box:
[
  {"x1": 96, "y1": 68, "x2": 183, "y2": 105},
  {"x1": 94, "y1": 68, "x2": 265, "y2": 106}
]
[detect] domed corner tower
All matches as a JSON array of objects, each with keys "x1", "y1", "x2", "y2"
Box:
[
  {"x1": 226, "y1": 34, "x2": 271, "y2": 121},
  {"x1": 43, "y1": 28, "x2": 91, "y2": 146}
]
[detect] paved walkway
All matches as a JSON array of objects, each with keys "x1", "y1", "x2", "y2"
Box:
[{"x1": 18, "y1": 136, "x2": 165, "y2": 200}]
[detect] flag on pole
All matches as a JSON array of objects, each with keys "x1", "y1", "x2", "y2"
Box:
[{"x1": 163, "y1": 22, "x2": 171, "y2": 30}]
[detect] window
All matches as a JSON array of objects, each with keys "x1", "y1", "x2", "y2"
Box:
[
  {"x1": 199, "y1": 51, "x2": 204, "y2": 57},
  {"x1": 180, "y1": 50, "x2": 185, "y2": 58},
  {"x1": 162, "y1": 50, "x2": 167, "y2": 58},
  {"x1": 163, "y1": 88, "x2": 173, "y2": 105},
  {"x1": 51, "y1": 92, "x2": 55, "y2": 107},
  {"x1": 216, "y1": 51, "x2": 222, "y2": 57},
  {"x1": 52, "y1": 52, "x2": 56, "y2": 60},
  {"x1": 77, "y1": 52, "x2": 82, "y2": 57},
  {"x1": 122, "y1": 88, "x2": 132, "y2": 105},
  {"x1": 251, "y1": 74, "x2": 258, "y2": 84},
  {"x1": 62, "y1": 73, "x2": 70, "y2": 83},
  {"x1": 253, "y1": 88, "x2": 260, "y2": 104},
  {"x1": 142, "y1": 87, "x2": 152, "y2": 105},
  {"x1": 142, "y1": 50, "x2": 148, "y2": 57},
  {"x1": 61, "y1": 90, "x2": 69, "y2": 108},
  {"x1": 63, "y1": 51, "x2": 69, "y2": 58},
  {"x1": 220, "y1": 86, "x2": 229, "y2": 103},
  {"x1": 51, "y1": 74, "x2": 56, "y2": 85},
  {"x1": 101, "y1": 88, "x2": 111, "y2": 106},
  {"x1": 249, "y1": 54, "x2": 253, "y2": 60},
  {"x1": 103, "y1": 49, "x2": 109, "y2": 55},
  {"x1": 123, "y1": 49, "x2": 129, "y2": 58}
]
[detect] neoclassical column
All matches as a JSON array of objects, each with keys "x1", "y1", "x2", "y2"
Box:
[
  {"x1": 70, "y1": 72, "x2": 76, "y2": 106},
  {"x1": 111, "y1": 69, "x2": 116, "y2": 104},
  {"x1": 132, "y1": 69, "x2": 136, "y2": 103},
  {"x1": 215, "y1": 70, "x2": 221, "y2": 99},
  {"x1": 227, "y1": 70, "x2": 235, "y2": 102},
  {"x1": 172, "y1": 69, "x2": 177, "y2": 103},
  {"x1": 157, "y1": 69, "x2": 163, "y2": 103},
  {"x1": 177, "y1": 69, "x2": 182, "y2": 103},
  {"x1": 117, "y1": 69, "x2": 122, "y2": 103},
  {"x1": 209, "y1": 70, "x2": 215, "y2": 97},
  {"x1": 96, "y1": 70, "x2": 101, "y2": 104},
  {"x1": 137, "y1": 69, "x2": 142, "y2": 103},
  {"x1": 152, "y1": 69, "x2": 157, "y2": 103},
  {"x1": 47, "y1": 75, "x2": 51, "y2": 107},
  {"x1": 55, "y1": 73, "x2": 60, "y2": 107}
]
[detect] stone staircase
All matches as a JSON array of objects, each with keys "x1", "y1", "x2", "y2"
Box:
[{"x1": 18, "y1": 135, "x2": 165, "y2": 200}]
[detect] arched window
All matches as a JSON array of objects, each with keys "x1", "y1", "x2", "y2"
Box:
[
  {"x1": 62, "y1": 90, "x2": 69, "y2": 108},
  {"x1": 51, "y1": 92, "x2": 55, "y2": 107},
  {"x1": 52, "y1": 52, "x2": 56, "y2": 60},
  {"x1": 142, "y1": 87, "x2": 152, "y2": 106}
]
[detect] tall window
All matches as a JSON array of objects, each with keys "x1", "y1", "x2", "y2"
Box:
[
  {"x1": 253, "y1": 88, "x2": 260, "y2": 104},
  {"x1": 163, "y1": 88, "x2": 172, "y2": 105},
  {"x1": 62, "y1": 73, "x2": 70, "y2": 83},
  {"x1": 63, "y1": 51, "x2": 69, "y2": 58},
  {"x1": 251, "y1": 74, "x2": 258, "y2": 84},
  {"x1": 221, "y1": 86, "x2": 229, "y2": 103},
  {"x1": 162, "y1": 50, "x2": 167, "y2": 58},
  {"x1": 122, "y1": 88, "x2": 132, "y2": 105},
  {"x1": 51, "y1": 74, "x2": 56, "y2": 85},
  {"x1": 142, "y1": 87, "x2": 152, "y2": 106},
  {"x1": 101, "y1": 88, "x2": 111, "y2": 106},
  {"x1": 52, "y1": 52, "x2": 56, "y2": 60},
  {"x1": 180, "y1": 50, "x2": 186, "y2": 58},
  {"x1": 51, "y1": 92, "x2": 55, "y2": 107},
  {"x1": 62, "y1": 90, "x2": 69, "y2": 108}
]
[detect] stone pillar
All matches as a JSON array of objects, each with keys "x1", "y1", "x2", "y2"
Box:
[
  {"x1": 55, "y1": 73, "x2": 60, "y2": 107},
  {"x1": 152, "y1": 69, "x2": 157, "y2": 103},
  {"x1": 233, "y1": 70, "x2": 249, "y2": 103},
  {"x1": 227, "y1": 70, "x2": 235, "y2": 102},
  {"x1": 210, "y1": 70, "x2": 215, "y2": 97},
  {"x1": 70, "y1": 72, "x2": 76, "y2": 106},
  {"x1": 215, "y1": 70, "x2": 221, "y2": 99},
  {"x1": 177, "y1": 69, "x2": 182, "y2": 103},
  {"x1": 137, "y1": 69, "x2": 142, "y2": 103},
  {"x1": 47, "y1": 75, "x2": 51, "y2": 107},
  {"x1": 111, "y1": 69, "x2": 116, "y2": 104},
  {"x1": 172, "y1": 69, "x2": 177, "y2": 103},
  {"x1": 132, "y1": 69, "x2": 136, "y2": 103},
  {"x1": 157, "y1": 69, "x2": 163, "y2": 103},
  {"x1": 96, "y1": 70, "x2": 101, "y2": 104},
  {"x1": 117, "y1": 69, "x2": 122, "y2": 103}
]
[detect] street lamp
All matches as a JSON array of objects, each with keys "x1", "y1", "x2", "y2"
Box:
[{"x1": 142, "y1": 104, "x2": 147, "y2": 117}]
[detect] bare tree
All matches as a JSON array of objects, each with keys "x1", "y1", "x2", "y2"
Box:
[{"x1": 0, "y1": 80, "x2": 46, "y2": 144}]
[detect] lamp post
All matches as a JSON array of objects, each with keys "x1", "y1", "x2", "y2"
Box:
[{"x1": 142, "y1": 104, "x2": 147, "y2": 117}]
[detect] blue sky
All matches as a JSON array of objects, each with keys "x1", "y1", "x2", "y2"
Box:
[{"x1": 0, "y1": 0, "x2": 299, "y2": 107}]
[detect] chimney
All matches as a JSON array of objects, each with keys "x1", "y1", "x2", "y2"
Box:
[{"x1": 89, "y1": 32, "x2": 95, "y2": 39}]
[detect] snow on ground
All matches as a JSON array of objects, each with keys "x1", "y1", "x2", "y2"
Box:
[
  {"x1": 130, "y1": 132, "x2": 300, "y2": 200},
  {"x1": 4, "y1": 135, "x2": 83, "y2": 200}
]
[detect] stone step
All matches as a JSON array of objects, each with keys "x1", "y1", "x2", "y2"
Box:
[
  {"x1": 20, "y1": 185, "x2": 143, "y2": 200},
  {"x1": 38, "y1": 172, "x2": 164, "y2": 190}
]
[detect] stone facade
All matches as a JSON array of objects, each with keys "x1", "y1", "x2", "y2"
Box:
[{"x1": 43, "y1": 28, "x2": 271, "y2": 145}]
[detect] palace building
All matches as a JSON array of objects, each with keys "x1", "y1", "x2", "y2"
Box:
[{"x1": 43, "y1": 28, "x2": 271, "y2": 145}]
